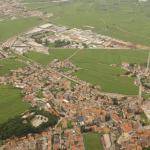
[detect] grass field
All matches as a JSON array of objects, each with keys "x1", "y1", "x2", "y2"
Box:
[
  {"x1": 0, "y1": 85, "x2": 29, "y2": 123},
  {"x1": 25, "y1": 49, "x2": 148, "y2": 95},
  {"x1": 0, "y1": 57, "x2": 26, "y2": 75},
  {"x1": 24, "y1": 49, "x2": 77, "y2": 65},
  {"x1": 0, "y1": 57, "x2": 28, "y2": 123},
  {"x1": 140, "y1": 112, "x2": 150, "y2": 126},
  {"x1": 0, "y1": 17, "x2": 42, "y2": 42},
  {"x1": 83, "y1": 133, "x2": 103, "y2": 150},
  {"x1": 143, "y1": 93, "x2": 150, "y2": 100},
  {"x1": 23, "y1": 0, "x2": 150, "y2": 46}
]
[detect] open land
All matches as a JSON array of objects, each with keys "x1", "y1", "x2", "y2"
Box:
[
  {"x1": 0, "y1": 57, "x2": 28, "y2": 123},
  {"x1": 25, "y1": 49, "x2": 148, "y2": 95},
  {"x1": 0, "y1": 85, "x2": 29, "y2": 123},
  {"x1": 23, "y1": 0, "x2": 150, "y2": 46},
  {"x1": 83, "y1": 133, "x2": 103, "y2": 150},
  {"x1": 0, "y1": 17, "x2": 42, "y2": 42},
  {"x1": 0, "y1": 57, "x2": 26, "y2": 75}
]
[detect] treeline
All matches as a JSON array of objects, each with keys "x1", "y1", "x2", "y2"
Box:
[
  {"x1": 0, "y1": 108, "x2": 59, "y2": 140},
  {"x1": 54, "y1": 40, "x2": 70, "y2": 47},
  {"x1": 44, "y1": 39, "x2": 71, "y2": 48}
]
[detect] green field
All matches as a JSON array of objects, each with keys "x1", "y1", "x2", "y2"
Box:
[
  {"x1": 0, "y1": 57, "x2": 28, "y2": 123},
  {"x1": 25, "y1": 49, "x2": 148, "y2": 95},
  {"x1": 0, "y1": 57, "x2": 26, "y2": 75},
  {"x1": 23, "y1": 0, "x2": 150, "y2": 46},
  {"x1": 24, "y1": 49, "x2": 77, "y2": 65},
  {"x1": 0, "y1": 17, "x2": 42, "y2": 42},
  {"x1": 143, "y1": 93, "x2": 150, "y2": 100},
  {"x1": 83, "y1": 133, "x2": 103, "y2": 150},
  {"x1": 140, "y1": 112, "x2": 150, "y2": 126},
  {"x1": 0, "y1": 85, "x2": 29, "y2": 123}
]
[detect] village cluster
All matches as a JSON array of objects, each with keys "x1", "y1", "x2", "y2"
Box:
[
  {"x1": 0, "y1": 55, "x2": 150, "y2": 150},
  {"x1": 0, "y1": 0, "x2": 45, "y2": 21}
]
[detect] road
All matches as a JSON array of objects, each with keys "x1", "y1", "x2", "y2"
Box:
[
  {"x1": 64, "y1": 49, "x2": 81, "y2": 61},
  {"x1": 20, "y1": 53, "x2": 133, "y2": 99}
]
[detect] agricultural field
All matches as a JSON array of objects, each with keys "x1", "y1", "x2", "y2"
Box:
[
  {"x1": 25, "y1": 49, "x2": 148, "y2": 95},
  {"x1": 24, "y1": 49, "x2": 77, "y2": 65},
  {"x1": 0, "y1": 17, "x2": 42, "y2": 42},
  {"x1": 83, "y1": 133, "x2": 103, "y2": 150},
  {"x1": 0, "y1": 85, "x2": 29, "y2": 123},
  {"x1": 0, "y1": 57, "x2": 28, "y2": 123},
  {"x1": 23, "y1": 0, "x2": 150, "y2": 46},
  {"x1": 0, "y1": 57, "x2": 26, "y2": 75}
]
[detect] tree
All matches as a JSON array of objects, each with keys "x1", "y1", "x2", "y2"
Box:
[
  {"x1": 0, "y1": 108, "x2": 59, "y2": 140},
  {"x1": 54, "y1": 40, "x2": 70, "y2": 47}
]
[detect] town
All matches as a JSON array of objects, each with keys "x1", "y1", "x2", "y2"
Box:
[
  {"x1": 0, "y1": 0, "x2": 150, "y2": 149},
  {"x1": 0, "y1": 52, "x2": 150, "y2": 149}
]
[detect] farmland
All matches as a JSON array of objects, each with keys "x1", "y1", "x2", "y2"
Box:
[
  {"x1": 25, "y1": 49, "x2": 148, "y2": 95},
  {"x1": 0, "y1": 85, "x2": 29, "y2": 123},
  {"x1": 23, "y1": 0, "x2": 150, "y2": 46},
  {"x1": 83, "y1": 133, "x2": 103, "y2": 150},
  {"x1": 0, "y1": 57, "x2": 28, "y2": 123},
  {"x1": 0, "y1": 57, "x2": 26, "y2": 75},
  {"x1": 0, "y1": 17, "x2": 42, "y2": 42},
  {"x1": 24, "y1": 49, "x2": 77, "y2": 65}
]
